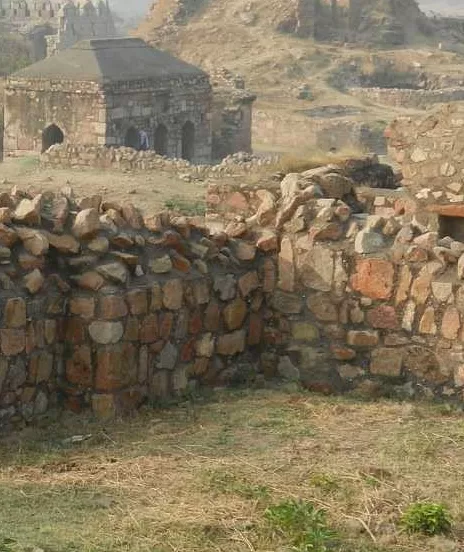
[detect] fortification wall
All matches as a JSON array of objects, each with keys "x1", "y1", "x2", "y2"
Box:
[{"x1": 349, "y1": 87, "x2": 464, "y2": 109}]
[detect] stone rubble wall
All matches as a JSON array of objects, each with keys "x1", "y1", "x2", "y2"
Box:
[
  {"x1": 349, "y1": 87, "x2": 464, "y2": 110},
  {"x1": 6, "y1": 152, "x2": 464, "y2": 427},
  {"x1": 386, "y1": 103, "x2": 464, "y2": 202},
  {"x1": 206, "y1": 155, "x2": 464, "y2": 404},
  {"x1": 0, "y1": 185, "x2": 283, "y2": 426},
  {"x1": 40, "y1": 144, "x2": 278, "y2": 177}
]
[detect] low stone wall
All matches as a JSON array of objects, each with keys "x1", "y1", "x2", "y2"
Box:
[
  {"x1": 6, "y1": 152, "x2": 464, "y2": 427},
  {"x1": 386, "y1": 103, "x2": 464, "y2": 201},
  {"x1": 40, "y1": 144, "x2": 276, "y2": 177},
  {"x1": 206, "y1": 156, "x2": 464, "y2": 404},
  {"x1": 349, "y1": 86, "x2": 464, "y2": 109}
]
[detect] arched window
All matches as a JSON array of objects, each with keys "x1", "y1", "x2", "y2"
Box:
[
  {"x1": 181, "y1": 121, "x2": 195, "y2": 162},
  {"x1": 124, "y1": 127, "x2": 140, "y2": 150},
  {"x1": 42, "y1": 124, "x2": 64, "y2": 153},
  {"x1": 154, "y1": 124, "x2": 168, "y2": 156}
]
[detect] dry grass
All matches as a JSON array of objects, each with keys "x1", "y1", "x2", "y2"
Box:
[
  {"x1": 277, "y1": 147, "x2": 367, "y2": 175},
  {"x1": 0, "y1": 388, "x2": 464, "y2": 551}
]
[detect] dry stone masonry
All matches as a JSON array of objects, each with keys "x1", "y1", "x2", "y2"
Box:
[{"x1": 6, "y1": 140, "x2": 464, "y2": 427}]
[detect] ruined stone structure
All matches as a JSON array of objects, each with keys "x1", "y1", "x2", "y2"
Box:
[
  {"x1": 4, "y1": 38, "x2": 213, "y2": 163},
  {"x1": 0, "y1": 0, "x2": 116, "y2": 60},
  {"x1": 5, "y1": 143, "x2": 464, "y2": 425}
]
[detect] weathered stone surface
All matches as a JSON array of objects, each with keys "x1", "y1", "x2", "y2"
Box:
[
  {"x1": 297, "y1": 245, "x2": 334, "y2": 291},
  {"x1": 100, "y1": 295, "x2": 128, "y2": 319},
  {"x1": 23, "y1": 269, "x2": 44, "y2": 294},
  {"x1": 214, "y1": 274, "x2": 236, "y2": 301},
  {"x1": 72, "y1": 208, "x2": 100, "y2": 239},
  {"x1": 217, "y1": 330, "x2": 246, "y2": 355},
  {"x1": 192, "y1": 279, "x2": 210, "y2": 305},
  {"x1": 233, "y1": 241, "x2": 256, "y2": 261},
  {"x1": 88, "y1": 236, "x2": 109, "y2": 254},
  {"x1": 223, "y1": 297, "x2": 247, "y2": 331},
  {"x1": 1, "y1": 329, "x2": 25, "y2": 356},
  {"x1": 442, "y1": 307, "x2": 461, "y2": 340},
  {"x1": 76, "y1": 271, "x2": 105, "y2": 291},
  {"x1": 292, "y1": 322, "x2": 319, "y2": 342},
  {"x1": 370, "y1": 348, "x2": 403, "y2": 377},
  {"x1": 157, "y1": 342, "x2": 178, "y2": 370},
  {"x1": 205, "y1": 301, "x2": 221, "y2": 331},
  {"x1": 307, "y1": 293, "x2": 338, "y2": 322},
  {"x1": 331, "y1": 346, "x2": 356, "y2": 361},
  {"x1": 278, "y1": 236, "x2": 295, "y2": 292},
  {"x1": 248, "y1": 313, "x2": 263, "y2": 346},
  {"x1": 95, "y1": 343, "x2": 137, "y2": 391},
  {"x1": 0, "y1": 224, "x2": 18, "y2": 248},
  {"x1": 256, "y1": 231, "x2": 278, "y2": 252},
  {"x1": 195, "y1": 333, "x2": 215, "y2": 357},
  {"x1": 89, "y1": 321, "x2": 124, "y2": 345},
  {"x1": 13, "y1": 197, "x2": 41, "y2": 225},
  {"x1": 126, "y1": 289, "x2": 148, "y2": 315},
  {"x1": 17, "y1": 228, "x2": 49, "y2": 256},
  {"x1": 355, "y1": 230, "x2": 385, "y2": 254},
  {"x1": 395, "y1": 265, "x2": 412, "y2": 305},
  {"x1": 431, "y1": 281, "x2": 453, "y2": 303},
  {"x1": 237, "y1": 271, "x2": 259, "y2": 298},
  {"x1": 122, "y1": 203, "x2": 144, "y2": 229},
  {"x1": 140, "y1": 314, "x2": 159, "y2": 343},
  {"x1": 277, "y1": 356, "x2": 300, "y2": 381},
  {"x1": 272, "y1": 290, "x2": 303, "y2": 314},
  {"x1": 70, "y1": 296, "x2": 95, "y2": 319},
  {"x1": 4, "y1": 298, "x2": 26, "y2": 328},
  {"x1": 163, "y1": 279, "x2": 183, "y2": 310},
  {"x1": 403, "y1": 345, "x2": 450, "y2": 384},
  {"x1": 419, "y1": 307, "x2": 437, "y2": 335},
  {"x1": 46, "y1": 232, "x2": 80, "y2": 254},
  {"x1": 347, "y1": 330, "x2": 379, "y2": 348},
  {"x1": 367, "y1": 306, "x2": 398, "y2": 329},
  {"x1": 96, "y1": 263, "x2": 129, "y2": 285},
  {"x1": 262, "y1": 258, "x2": 276, "y2": 293},
  {"x1": 351, "y1": 259, "x2": 394, "y2": 300}
]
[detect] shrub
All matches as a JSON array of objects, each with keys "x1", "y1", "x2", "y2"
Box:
[
  {"x1": 265, "y1": 499, "x2": 336, "y2": 551},
  {"x1": 400, "y1": 502, "x2": 452, "y2": 536}
]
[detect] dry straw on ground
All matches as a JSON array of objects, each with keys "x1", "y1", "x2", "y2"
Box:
[{"x1": 0, "y1": 389, "x2": 463, "y2": 551}]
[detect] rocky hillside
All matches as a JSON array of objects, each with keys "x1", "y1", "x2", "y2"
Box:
[{"x1": 135, "y1": 0, "x2": 464, "y2": 155}]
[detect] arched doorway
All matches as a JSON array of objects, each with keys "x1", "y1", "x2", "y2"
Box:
[
  {"x1": 124, "y1": 127, "x2": 140, "y2": 150},
  {"x1": 42, "y1": 124, "x2": 64, "y2": 152},
  {"x1": 154, "y1": 124, "x2": 168, "y2": 156},
  {"x1": 181, "y1": 121, "x2": 195, "y2": 162}
]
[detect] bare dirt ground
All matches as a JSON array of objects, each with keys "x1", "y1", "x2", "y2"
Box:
[
  {"x1": 1, "y1": 388, "x2": 464, "y2": 552},
  {"x1": 0, "y1": 156, "x2": 211, "y2": 213}
]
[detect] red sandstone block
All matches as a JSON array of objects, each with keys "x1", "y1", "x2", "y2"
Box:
[{"x1": 351, "y1": 259, "x2": 395, "y2": 300}]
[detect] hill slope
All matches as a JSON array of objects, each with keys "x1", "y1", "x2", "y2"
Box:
[{"x1": 136, "y1": 0, "x2": 464, "y2": 154}]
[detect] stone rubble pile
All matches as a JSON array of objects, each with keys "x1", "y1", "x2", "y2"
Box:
[{"x1": 41, "y1": 144, "x2": 277, "y2": 177}]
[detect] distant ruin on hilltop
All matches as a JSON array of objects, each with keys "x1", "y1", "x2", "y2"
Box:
[{"x1": 0, "y1": 0, "x2": 116, "y2": 61}]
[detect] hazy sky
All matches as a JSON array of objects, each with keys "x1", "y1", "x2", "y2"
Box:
[{"x1": 109, "y1": 0, "x2": 464, "y2": 20}]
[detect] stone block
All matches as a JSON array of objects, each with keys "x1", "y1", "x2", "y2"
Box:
[
  {"x1": 442, "y1": 307, "x2": 461, "y2": 340},
  {"x1": 307, "y1": 293, "x2": 338, "y2": 322},
  {"x1": 1, "y1": 329, "x2": 25, "y2": 356},
  {"x1": 126, "y1": 289, "x2": 148, "y2": 315},
  {"x1": 366, "y1": 306, "x2": 398, "y2": 329},
  {"x1": 239, "y1": 271, "x2": 260, "y2": 298},
  {"x1": 95, "y1": 343, "x2": 137, "y2": 391},
  {"x1": 248, "y1": 313, "x2": 263, "y2": 346},
  {"x1": 351, "y1": 259, "x2": 394, "y2": 300},
  {"x1": 70, "y1": 296, "x2": 95, "y2": 319},
  {"x1": 370, "y1": 348, "x2": 403, "y2": 377},
  {"x1": 139, "y1": 314, "x2": 159, "y2": 343},
  {"x1": 89, "y1": 321, "x2": 124, "y2": 345},
  {"x1": 92, "y1": 394, "x2": 117, "y2": 420},
  {"x1": 205, "y1": 301, "x2": 221, "y2": 331},
  {"x1": 66, "y1": 346, "x2": 92, "y2": 387},
  {"x1": 347, "y1": 330, "x2": 379, "y2": 348},
  {"x1": 217, "y1": 330, "x2": 246, "y2": 356},
  {"x1": 291, "y1": 322, "x2": 319, "y2": 342},
  {"x1": 278, "y1": 236, "x2": 295, "y2": 292},
  {"x1": 163, "y1": 279, "x2": 183, "y2": 310},
  {"x1": 223, "y1": 297, "x2": 247, "y2": 331},
  {"x1": 4, "y1": 298, "x2": 26, "y2": 328},
  {"x1": 297, "y1": 246, "x2": 334, "y2": 292},
  {"x1": 100, "y1": 295, "x2": 128, "y2": 319},
  {"x1": 272, "y1": 290, "x2": 303, "y2": 314}
]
